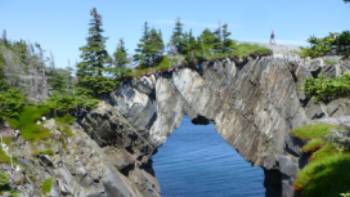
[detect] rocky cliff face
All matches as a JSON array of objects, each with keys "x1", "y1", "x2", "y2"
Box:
[
  {"x1": 103, "y1": 57, "x2": 307, "y2": 197},
  {"x1": 2, "y1": 56, "x2": 350, "y2": 197}
]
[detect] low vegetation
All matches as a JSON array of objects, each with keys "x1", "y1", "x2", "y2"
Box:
[
  {"x1": 291, "y1": 123, "x2": 335, "y2": 140},
  {"x1": 0, "y1": 171, "x2": 17, "y2": 196},
  {"x1": 292, "y1": 123, "x2": 350, "y2": 197},
  {"x1": 0, "y1": 148, "x2": 10, "y2": 164},
  {"x1": 300, "y1": 31, "x2": 350, "y2": 59},
  {"x1": 304, "y1": 73, "x2": 350, "y2": 102},
  {"x1": 40, "y1": 178, "x2": 53, "y2": 194},
  {"x1": 7, "y1": 105, "x2": 51, "y2": 142}
]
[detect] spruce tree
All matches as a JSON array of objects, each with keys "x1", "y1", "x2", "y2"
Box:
[
  {"x1": 111, "y1": 39, "x2": 130, "y2": 80},
  {"x1": 183, "y1": 30, "x2": 199, "y2": 64},
  {"x1": 222, "y1": 24, "x2": 233, "y2": 53},
  {"x1": 170, "y1": 18, "x2": 185, "y2": 54},
  {"x1": 76, "y1": 7, "x2": 114, "y2": 97},
  {"x1": 114, "y1": 39, "x2": 128, "y2": 68},
  {"x1": 134, "y1": 22, "x2": 164, "y2": 67},
  {"x1": 77, "y1": 7, "x2": 109, "y2": 78},
  {"x1": 198, "y1": 28, "x2": 218, "y2": 56}
]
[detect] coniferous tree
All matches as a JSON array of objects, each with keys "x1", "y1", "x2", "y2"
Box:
[
  {"x1": 198, "y1": 28, "x2": 219, "y2": 56},
  {"x1": 214, "y1": 25, "x2": 223, "y2": 49},
  {"x1": 76, "y1": 7, "x2": 115, "y2": 97},
  {"x1": 111, "y1": 39, "x2": 130, "y2": 80},
  {"x1": 77, "y1": 7, "x2": 109, "y2": 78},
  {"x1": 134, "y1": 22, "x2": 164, "y2": 67},
  {"x1": 222, "y1": 24, "x2": 234, "y2": 53},
  {"x1": 183, "y1": 30, "x2": 198, "y2": 64},
  {"x1": 170, "y1": 18, "x2": 186, "y2": 54},
  {"x1": 114, "y1": 39, "x2": 128, "y2": 68}
]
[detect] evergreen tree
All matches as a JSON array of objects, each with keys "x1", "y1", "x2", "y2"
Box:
[
  {"x1": 76, "y1": 7, "x2": 115, "y2": 97},
  {"x1": 114, "y1": 39, "x2": 128, "y2": 68},
  {"x1": 198, "y1": 28, "x2": 219, "y2": 56},
  {"x1": 183, "y1": 30, "x2": 198, "y2": 64},
  {"x1": 134, "y1": 22, "x2": 164, "y2": 67},
  {"x1": 222, "y1": 24, "x2": 234, "y2": 53},
  {"x1": 111, "y1": 39, "x2": 131, "y2": 80},
  {"x1": 214, "y1": 25, "x2": 223, "y2": 48},
  {"x1": 77, "y1": 7, "x2": 109, "y2": 78},
  {"x1": 170, "y1": 18, "x2": 186, "y2": 54}
]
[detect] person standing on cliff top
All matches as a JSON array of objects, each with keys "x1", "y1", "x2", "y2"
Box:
[{"x1": 270, "y1": 30, "x2": 276, "y2": 45}]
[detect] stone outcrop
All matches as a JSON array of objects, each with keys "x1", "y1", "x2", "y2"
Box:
[
  {"x1": 102, "y1": 56, "x2": 350, "y2": 197},
  {"x1": 2, "y1": 56, "x2": 350, "y2": 197}
]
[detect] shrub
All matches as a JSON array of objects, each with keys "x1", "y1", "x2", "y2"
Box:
[
  {"x1": 77, "y1": 76, "x2": 117, "y2": 97},
  {"x1": 0, "y1": 172, "x2": 9, "y2": 188},
  {"x1": 301, "y1": 31, "x2": 350, "y2": 59},
  {"x1": 304, "y1": 73, "x2": 350, "y2": 102},
  {"x1": 0, "y1": 88, "x2": 27, "y2": 119},
  {"x1": 7, "y1": 105, "x2": 51, "y2": 142},
  {"x1": 291, "y1": 123, "x2": 335, "y2": 140},
  {"x1": 46, "y1": 90, "x2": 98, "y2": 116}
]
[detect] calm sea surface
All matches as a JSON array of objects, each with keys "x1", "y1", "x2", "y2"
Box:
[{"x1": 152, "y1": 117, "x2": 265, "y2": 197}]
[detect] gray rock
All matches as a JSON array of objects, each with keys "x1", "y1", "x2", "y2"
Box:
[
  {"x1": 6, "y1": 56, "x2": 350, "y2": 197},
  {"x1": 326, "y1": 98, "x2": 350, "y2": 117}
]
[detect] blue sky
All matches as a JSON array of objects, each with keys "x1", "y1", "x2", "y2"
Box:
[{"x1": 0, "y1": 0, "x2": 349, "y2": 68}]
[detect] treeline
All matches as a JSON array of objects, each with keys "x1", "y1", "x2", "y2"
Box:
[
  {"x1": 76, "y1": 7, "x2": 272, "y2": 97},
  {"x1": 301, "y1": 31, "x2": 350, "y2": 59}
]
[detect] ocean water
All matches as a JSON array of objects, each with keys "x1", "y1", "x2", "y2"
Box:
[{"x1": 152, "y1": 117, "x2": 265, "y2": 197}]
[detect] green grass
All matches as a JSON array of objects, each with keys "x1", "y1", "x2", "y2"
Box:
[
  {"x1": 291, "y1": 123, "x2": 335, "y2": 140},
  {"x1": 310, "y1": 143, "x2": 340, "y2": 162},
  {"x1": 41, "y1": 178, "x2": 53, "y2": 194},
  {"x1": 231, "y1": 43, "x2": 272, "y2": 59},
  {"x1": 302, "y1": 138, "x2": 326, "y2": 153},
  {"x1": 32, "y1": 148, "x2": 54, "y2": 157},
  {"x1": 294, "y1": 154, "x2": 350, "y2": 197},
  {"x1": 293, "y1": 123, "x2": 350, "y2": 197},
  {"x1": 0, "y1": 148, "x2": 10, "y2": 164}
]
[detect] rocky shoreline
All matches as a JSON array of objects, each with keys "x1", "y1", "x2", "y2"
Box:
[{"x1": 1, "y1": 56, "x2": 350, "y2": 196}]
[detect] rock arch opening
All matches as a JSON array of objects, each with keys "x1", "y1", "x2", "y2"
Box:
[{"x1": 152, "y1": 116, "x2": 265, "y2": 197}]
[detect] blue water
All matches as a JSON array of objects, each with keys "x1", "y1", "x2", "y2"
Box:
[{"x1": 152, "y1": 117, "x2": 265, "y2": 197}]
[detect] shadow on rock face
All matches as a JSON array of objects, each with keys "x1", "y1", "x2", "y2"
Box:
[{"x1": 191, "y1": 115, "x2": 210, "y2": 125}]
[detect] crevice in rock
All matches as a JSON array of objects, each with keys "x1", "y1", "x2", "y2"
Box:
[
  {"x1": 264, "y1": 169, "x2": 282, "y2": 197},
  {"x1": 140, "y1": 159, "x2": 155, "y2": 176},
  {"x1": 120, "y1": 163, "x2": 135, "y2": 176}
]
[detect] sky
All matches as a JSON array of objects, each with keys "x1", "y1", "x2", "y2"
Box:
[{"x1": 0, "y1": 0, "x2": 349, "y2": 68}]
